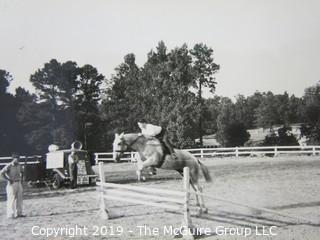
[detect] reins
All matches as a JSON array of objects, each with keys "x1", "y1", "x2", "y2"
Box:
[{"x1": 117, "y1": 134, "x2": 142, "y2": 152}]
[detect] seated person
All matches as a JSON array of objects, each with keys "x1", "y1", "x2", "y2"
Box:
[{"x1": 138, "y1": 122, "x2": 177, "y2": 160}]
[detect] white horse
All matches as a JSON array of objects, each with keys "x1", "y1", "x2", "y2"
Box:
[{"x1": 113, "y1": 132, "x2": 212, "y2": 213}]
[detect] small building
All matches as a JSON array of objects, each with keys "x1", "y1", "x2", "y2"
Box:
[{"x1": 195, "y1": 134, "x2": 221, "y2": 147}]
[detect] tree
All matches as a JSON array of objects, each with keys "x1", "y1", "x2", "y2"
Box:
[
  {"x1": 76, "y1": 64, "x2": 104, "y2": 150},
  {"x1": 0, "y1": 70, "x2": 19, "y2": 155},
  {"x1": 190, "y1": 43, "x2": 220, "y2": 145},
  {"x1": 225, "y1": 122, "x2": 250, "y2": 147},
  {"x1": 202, "y1": 96, "x2": 221, "y2": 134},
  {"x1": 216, "y1": 98, "x2": 234, "y2": 146},
  {"x1": 101, "y1": 53, "x2": 141, "y2": 134},
  {"x1": 0, "y1": 70, "x2": 12, "y2": 94},
  {"x1": 255, "y1": 92, "x2": 282, "y2": 128},
  {"x1": 254, "y1": 92, "x2": 303, "y2": 128},
  {"x1": 263, "y1": 126, "x2": 299, "y2": 146},
  {"x1": 25, "y1": 59, "x2": 105, "y2": 151},
  {"x1": 300, "y1": 82, "x2": 320, "y2": 144},
  {"x1": 14, "y1": 87, "x2": 39, "y2": 153},
  {"x1": 215, "y1": 97, "x2": 250, "y2": 147},
  {"x1": 30, "y1": 59, "x2": 63, "y2": 143},
  {"x1": 140, "y1": 43, "x2": 198, "y2": 147},
  {"x1": 234, "y1": 95, "x2": 253, "y2": 129},
  {"x1": 101, "y1": 42, "x2": 200, "y2": 149}
]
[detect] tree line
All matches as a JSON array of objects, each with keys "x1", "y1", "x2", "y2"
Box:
[{"x1": 0, "y1": 42, "x2": 319, "y2": 156}]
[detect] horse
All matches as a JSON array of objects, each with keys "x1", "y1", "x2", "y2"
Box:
[{"x1": 113, "y1": 132, "x2": 212, "y2": 214}]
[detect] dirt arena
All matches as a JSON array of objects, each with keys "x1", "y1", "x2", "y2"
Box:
[{"x1": 0, "y1": 155, "x2": 320, "y2": 240}]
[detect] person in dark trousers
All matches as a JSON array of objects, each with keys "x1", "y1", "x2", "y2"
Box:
[
  {"x1": 0, "y1": 153, "x2": 26, "y2": 218},
  {"x1": 68, "y1": 149, "x2": 78, "y2": 189},
  {"x1": 155, "y1": 127, "x2": 177, "y2": 160}
]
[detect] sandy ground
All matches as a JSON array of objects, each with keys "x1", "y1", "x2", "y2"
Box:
[{"x1": 0, "y1": 155, "x2": 320, "y2": 240}]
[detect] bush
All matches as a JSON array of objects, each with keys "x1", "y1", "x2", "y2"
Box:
[{"x1": 262, "y1": 126, "x2": 299, "y2": 146}]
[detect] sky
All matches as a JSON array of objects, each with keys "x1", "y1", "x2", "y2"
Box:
[{"x1": 1, "y1": 0, "x2": 320, "y2": 99}]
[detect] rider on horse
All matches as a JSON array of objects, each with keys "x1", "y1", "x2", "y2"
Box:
[{"x1": 138, "y1": 122, "x2": 177, "y2": 160}]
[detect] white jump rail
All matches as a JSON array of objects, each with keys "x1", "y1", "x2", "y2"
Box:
[
  {"x1": 97, "y1": 162, "x2": 194, "y2": 239},
  {"x1": 94, "y1": 145, "x2": 320, "y2": 163},
  {"x1": 191, "y1": 191, "x2": 317, "y2": 225}
]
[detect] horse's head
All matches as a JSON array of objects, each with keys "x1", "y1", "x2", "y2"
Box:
[{"x1": 113, "y1": 132, "x2": 126, "y2": 162}]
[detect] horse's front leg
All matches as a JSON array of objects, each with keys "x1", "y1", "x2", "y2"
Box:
[
  {"x1": 135, "y1": 157, "x2": 145, "y2": 181},
  {"x1": 137, "y1": 154, "x2": 159, "y2": 171},
  {"x1": 136, "y1": 169, "x2": 141, "y2": 181}
]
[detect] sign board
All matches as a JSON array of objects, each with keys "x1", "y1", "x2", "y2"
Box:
[
  {"x1": 77, "y1": 160, "x2": 87, "y2": 175},
  {"x1": 46, "y1": 151, "x2": 64, "y2": 169},
  {"x1": 77, "y1": 175, "x2": 89, "y2": 185}
]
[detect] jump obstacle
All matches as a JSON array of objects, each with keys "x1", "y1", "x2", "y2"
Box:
[
  {"x1": 97, "y1": 162, "x2": 194, "y2": 239},
  {"x1": 97, "y1": 163, "x2": 317, "y2": 239}
]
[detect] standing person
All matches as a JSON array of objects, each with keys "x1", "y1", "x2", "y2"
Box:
[
  {"x1": 0, "y1": 153, "x2": 25, "y2": 219},
  {"x1": 68, "y1": 149, "x2": 78, "y2": 189}
]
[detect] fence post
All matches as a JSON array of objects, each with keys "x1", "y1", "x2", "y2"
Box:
[
  {"x1": 235, "y1": 147, "x2": 239, "y2": 157},
  {"x1": 312, "y1": 146, "x2": 316, "y2": 156},
  {"x1": 200, "y1": 149, "x2": 203, "y2": 159},
  {"x1": 95, "y1": 153, "x2": 99, "y2": 165},
  {"x1": 99, "y1": 162, "x2": 108, "y2": 219},
  {"x1": 98, "y1": 162, "x2": 120, "y2": 219},
  {"x1": 274, "y1": 147, "x2": 278, "y2": 157}
]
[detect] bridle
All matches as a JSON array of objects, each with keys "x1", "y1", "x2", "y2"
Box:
[{"x1": 115, "y1": 134, "x2": 142, "y2": 153}]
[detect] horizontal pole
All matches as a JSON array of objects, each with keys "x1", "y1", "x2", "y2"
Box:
[
  {"x1": 97, "y1": 182, "x2": 185, "y2": 197},
  {"x1": 100, "y1": 188, "x2": 184, "y2": 204},
  {"x1": 191, "y1": 191, "x2": 315, "y2": 225},
  {"x1": 102, "y1": 194, "x2": 181, "y2": 211}
]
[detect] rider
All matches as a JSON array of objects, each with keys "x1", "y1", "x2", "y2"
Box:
[{"x1": 138, "y1": 122, "x2": 177, "y2": 160}]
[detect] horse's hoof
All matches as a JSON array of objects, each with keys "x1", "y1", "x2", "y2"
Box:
[
  {"x1": 195, "y1": 206, "x2": 202, "y2": 217},
  {"x1": 202, "y1": 207, "x2": 208, "y2": 214}
]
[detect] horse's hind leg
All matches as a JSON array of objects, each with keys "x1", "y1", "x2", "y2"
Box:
[
  {"x1": 190, "y1": 181, "x2": 201, "y2": 214},
  {"x1": 195, "y1": 183, "x2": 208, "y2": 214},
  {"x1": 191, "y1": 180, "x2": 207, "y2": 215}
]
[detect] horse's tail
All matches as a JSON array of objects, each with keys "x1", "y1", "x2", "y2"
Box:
[{"x1": 198, "y1": 160, "x2": 212, "y2": 183}]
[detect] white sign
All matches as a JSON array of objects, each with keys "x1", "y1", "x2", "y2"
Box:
[{"x1": 46, "y1": 151, "x2": 64, "y2": 169}]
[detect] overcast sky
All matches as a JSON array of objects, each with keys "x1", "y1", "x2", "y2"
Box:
[{"x1": 1, "y1": 0, "x2": 319, "y2": 99}]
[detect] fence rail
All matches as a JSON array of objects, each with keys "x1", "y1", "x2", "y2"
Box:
[
  {"x1": 0, "y1": 155, "x2": 42, "y2": 167},
  {"x1": 94, "y1": 145, "x2": 320, "y2": 163}
]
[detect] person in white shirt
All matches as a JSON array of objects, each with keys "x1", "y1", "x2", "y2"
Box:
[
  {"x1": 0, "y1": 153, "x2": 26, "y2": 218},
  {"x1": 68, "y1": 149, "x2": 79, "y2": 189},
  {"x1": 138, "y1": 122, "x2": 177, "y2": 160}
]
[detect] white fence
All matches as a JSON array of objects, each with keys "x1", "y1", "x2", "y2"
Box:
[
  {"x1": 94, "y1": 152, "x2": 135, "y2": 164},
  {"x1": 0, "y1": 155, "x2": 42, "y2": 168},
  {"x1": 94, "y1": 145, "x2": 320, "y2": 164}
]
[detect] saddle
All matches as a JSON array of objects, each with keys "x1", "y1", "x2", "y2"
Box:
[
  {"x1": 145, "y1": 136, "x2": 172, "y2": 167},
  {"x1": 145, "y1": 137, "x2": 161, "y2": 146}
]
